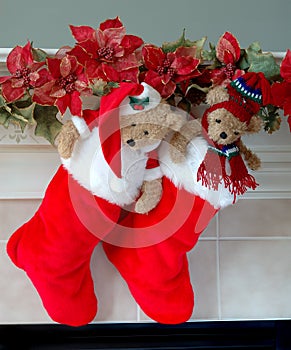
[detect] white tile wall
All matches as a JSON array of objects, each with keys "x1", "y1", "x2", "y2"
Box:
[{"x1": 1, "y1": 197, "x2": 291, "y2": 323}]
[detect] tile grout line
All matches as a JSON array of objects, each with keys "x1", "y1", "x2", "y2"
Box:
[
  {"x1": 199, "y1": 236, "x2": 291, "y2": 241},
  {"x1": 136, "y1": 304, "x2": 141, "y2": 322},
  {"x1": 216, "y1": 212, "x2": 222, "y2": 320}
]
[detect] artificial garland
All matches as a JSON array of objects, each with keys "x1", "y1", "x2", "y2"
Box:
[
  {"x1": 0, "y1": 16, "x2": 290, "y2": 144},
  {"x1": 2, "y1": 17, "x2": 291, "y2": 327}
]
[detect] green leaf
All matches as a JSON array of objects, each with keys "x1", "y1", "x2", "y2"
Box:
[
  {"x1": 92, "y1": 80, "x2": 119, "y2": 96},
  {"x1": 259, "y1": 105, "x2": 281, "y2": 134},
  {"x1": 11, "y1": 103, "x2": 36, "y2": 130},
  {"x1": 0, "y1": 109, "x2": 11, "y2": 127},
  {"x1": 32, "y1": 47, "x2": 48, "y2": 62},
  {"x1": 0, "y1": 95, "x2": 7, "y2": 108},
  {"x1": 186, "y1": 83, "x2": 210, "y2": 94},
  {"x1": 202, "y1": 42, "x2": 217, "y2": 62},
  {"x1": 242, "y1": 42, "x2": 280, "y2": 79},
  {"x1": 0, "y1": 101, "x2": 35, "y2": 131},
  {"x1": 162, "y1": 29, "x2": 207, "y2": 56},
  {"x1": 33, "y1": 105, "x2": 63, "y2": 144}
]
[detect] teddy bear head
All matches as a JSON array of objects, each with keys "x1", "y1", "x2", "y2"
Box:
[
  {"x1": 120, "y1": 102, "x2": 185, "y2": 152},
  {"x1": 203, "y1": 85, "x2": 263, "y2": 146}
]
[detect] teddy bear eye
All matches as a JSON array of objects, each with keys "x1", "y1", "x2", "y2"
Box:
[
  {"x1": 234, "y1": 131, "x2": 240, "y2": 136},
  {"x1": 215, "y1": 119, "x2": 221, "y2": 123},
  {"x1": 131, "y1": 123, "x2": 136, "y2": 127},
  {"x1": 144, "y1": 130, "x2": 149, "y2": 135}
]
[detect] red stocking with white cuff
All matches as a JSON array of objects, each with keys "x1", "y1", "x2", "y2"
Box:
[{"x1": 7, "y1": 166, "x2": 121, "y2": 326}]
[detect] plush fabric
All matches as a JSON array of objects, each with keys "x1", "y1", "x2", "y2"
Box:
[
  {"x1": 7, "y1": 165, "x2": 217, "y2": 326},
  {"x1": 7, "y1": 166, "x2": 120, "y2": 326},
  {"x1": 103, "y1": 177, "x2": 217, "y2": 324}
]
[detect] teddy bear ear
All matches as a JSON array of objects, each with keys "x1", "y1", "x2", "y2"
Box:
[
  {"x1": 247, "y1": 115, "x2": 263, "y2": 133},
  {"x1": 206, "y1": 86, "x2": 230, "y2": 105}
]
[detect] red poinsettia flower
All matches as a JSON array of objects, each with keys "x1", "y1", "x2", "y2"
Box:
[
  {"x1": 142, "y1": 45, "x2": 201, "y2": 98},
  {"x1": 68, "y1": 17, "x2": 143, "y2": 83},
  {"x1": 0, "y1": 41, "x2": 48, "y2": 103},
  {"x1": 271, "y1": 50, "x2": 291, "y2": 131},
  {"x1": 33, "y1": 55, "x2": 91, "y2": 116},
  {"x1": 210, "y1": 32, "x2": 244, "y2": 86}
]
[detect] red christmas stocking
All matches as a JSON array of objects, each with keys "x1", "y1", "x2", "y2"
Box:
[
  {"x1": 103, "y1": 177, "x2": 217, "y2": 324},
  {"x1": 7, "y1": 166, "x2": 121, "y2": 326}
]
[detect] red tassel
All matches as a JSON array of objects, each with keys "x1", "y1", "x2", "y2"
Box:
[
  {"x1": 197, "y1": 149, "x2": 225, "y2": 191},
  {"x1": 228, "y1": 155, "x2": 258, "y2": 202},
  {"x1": 197, "y1": 146, "x2": 259, "y2": 202}
]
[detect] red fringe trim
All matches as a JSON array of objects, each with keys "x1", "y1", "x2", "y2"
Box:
[{"x1": 197, "y1": 148, "x2": 259, "y2": 203}]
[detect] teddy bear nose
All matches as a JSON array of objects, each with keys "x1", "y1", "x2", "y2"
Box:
[
  {"x1": 126, "y1": 139, "x2": 136, "y2": 147},
  {"x1": 220, "y1": 132, "x2": 228, "y2": 139}
]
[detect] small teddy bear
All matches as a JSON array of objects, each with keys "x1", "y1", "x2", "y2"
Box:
[
  {"x1": 57, "y1": 82, "x2": 185, "y2": 214},
  {"x1": 197, "y1": 72, "x2": 271, "y2": 200},
  {"x1": 170, "y1": 72, "x2": 271, "y2": 201}
]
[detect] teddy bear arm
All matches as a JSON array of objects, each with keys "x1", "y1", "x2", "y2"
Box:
[
  {"x1": 135, "y1": 179, "x2": 163, "y2": 214},
  {"x1": 247, "y1": 115, "x2": 263, "y2": 134},
  {"x1": 238, "y1": 139, "x2": 261, "y2": 171},
  {"x1": 170, "y1": 119, "x2": 201, "y2": 163},
  {"x1": 56, "y1": 120, "x2": 80, "y2": 159}
]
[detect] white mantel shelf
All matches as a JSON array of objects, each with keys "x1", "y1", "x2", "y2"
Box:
[{"x1": 0, "y1": 50, "x2": 290, "y2": 200}]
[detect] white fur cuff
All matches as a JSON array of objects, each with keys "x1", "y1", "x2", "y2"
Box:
[{"x1": 71, "y1": 116, "x2": 91, "y2": 139}]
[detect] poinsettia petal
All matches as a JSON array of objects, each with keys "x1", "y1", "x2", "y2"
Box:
[
  {"x1": 113, "y1": 53, "x2": 141, "y2": 71},
  {"x1": 56, "y1": 94, "x2": 71, "y2": 115},
  {"x1": 85, "y1": 59, "x2": 102, "y2": 79},
  {"x1": 119, "y1": 67, "x2": 139, "y2": 83},
  {"x1": 28, "y1": 71, "x2": 40, "y2": 85},
  {"x1": 223, "y1": 50, "x2": 235, "y2": 65},
  {"x1": 50, "y1": 84, "x2": 66, "y2": 98},
  {"x1": 34, "y1": 68, "x2": 52, "y2": 87},
  {"x1": 70, "y1": 25, "x2": 96, "y2": 42},
  {"x1": 12, "y1": 78, "x2": 25, "y2": 88},
  {"x1": 142, "y1": 45, "x2": 165, "y2": 70},
  {"x1": 0, "y1": 76, "x2": 12, "y2": 84},
  {"x1": 271, "y1": 81, "x2": 288, "y2": 107},
  {"x1": 99, "y1": 17, "x2": 123, "y2": 31},
  {"x1": 30, "y1": 61, "x2": 45, "y2": 72},
  {"x1": 55, "y1": 46, "x2": 72, "y2": 59},
  {"x1": 232, "y1": 69, "x2": 244, "y2": 80},
  {"x1": 100, "y1": 63, "x2": 120, "y2": 82},
  {"x1": 32, "y1": 80, "x2": 56, "y2": 105},
  {"x1": 7, "y1": 47, "x2": 26, "y2": 74},
  {"x1": 216, "y1": 32, "x2": 241, "y2": 64},
  {"x1": 68, "y1": 45, "x2": 92, "y2": 65},
  {"x1": 97, "y1": 26, "x2": 125, "y2": 48},
  {"x1": 21, "y1": 41, "x2": 34, "y2": 66},
  {"x1": 171, "y1": 56, "x2": 200, "y2": 75},
  {"x1": 175, "y1": 46, "x2": 198, "y2": 58},
  {"x1": 69, "y1": 91, "x2": 82, "y2": 116},
  {"x1": 144, "y1": 70, "x2": 175, "y2": 98},
  {"x1": 1, "y1": 81, "x2": 25, "y2": 102},
  {"x1": 80, "y1": 40, "x2": 100, "y2": 58},
  {"x1": 174, "y1": 70, "x2": 201, "y2": 83},
  {"x1": 75, "y1": 78, "x2": 88, "y2": 92},
  {"x1": 280, "y1": 49, "x2": 291, "y2": 83},
  {"x1": 47, "y1": 58, "x2": 61, "y2": 78},
  {"x1": 121, "y1": 35, "x2": 144, "y2": 55},
  {"x1": 283, "y1": 99, "x2": 291, "y2": 117},
  {"x1": 60, "y1": 56, "x2": 73, "y2": 77}
]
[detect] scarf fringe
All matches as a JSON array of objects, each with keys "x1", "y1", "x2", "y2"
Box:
[
  {"x1": 197, "y1": 147, "x2": 259, "y2": 203},
  {"x1": 227, "y1": 173, "x2": 258, "y2": 203},
  {"x1": 197, "y1": 161, "x2": 223, "y2": 191}
]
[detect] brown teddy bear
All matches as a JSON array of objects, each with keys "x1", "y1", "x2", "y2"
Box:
[
  {"x1": 57, "y1": 83, "x2": 185, "y2": 214},
  {"x1": 170, "y1": 72, "x2": 271, "y2": 201}
]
